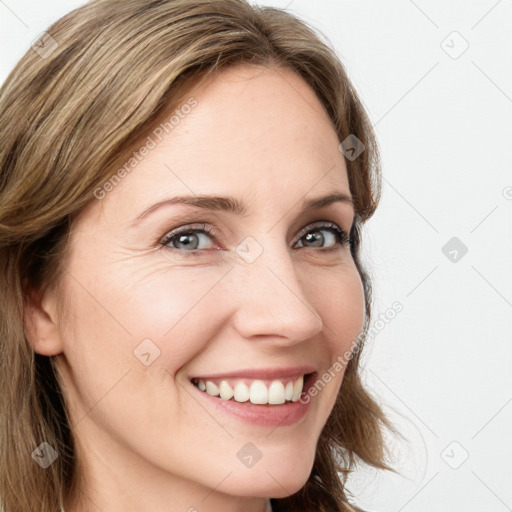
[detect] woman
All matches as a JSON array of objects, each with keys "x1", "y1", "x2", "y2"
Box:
[{"x1": 0, "y1": 1, "x2": 398, "y2": 511}]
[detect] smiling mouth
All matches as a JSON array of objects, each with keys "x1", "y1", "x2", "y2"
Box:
[{"x1": 190, "y1": 372, "x2": 316, "y2": 405}]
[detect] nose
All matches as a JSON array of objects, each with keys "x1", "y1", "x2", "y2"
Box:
[{"x1": 229, "y1": 239, "x2": 324, "y2": 345}]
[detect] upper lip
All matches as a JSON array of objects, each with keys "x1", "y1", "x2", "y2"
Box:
[{"x1": 190, "y1": 365, "x2": 317, "y2": 381}]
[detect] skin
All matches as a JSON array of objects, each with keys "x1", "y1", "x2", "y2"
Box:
[{"x1": 26, "y1": 64, "x2": 365, "y2": 512}]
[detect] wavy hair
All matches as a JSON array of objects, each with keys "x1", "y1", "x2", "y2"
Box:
[{"x1": 0, "y1": 1, "x2": 399, "y2": 510}]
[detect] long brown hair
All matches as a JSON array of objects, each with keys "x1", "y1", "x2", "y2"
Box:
[{"x1": 0, "y1": 1, "x2": 399, "y2": 510}]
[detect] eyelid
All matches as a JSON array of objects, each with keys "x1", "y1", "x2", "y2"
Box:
[
  {"x1": 295, "y1": 220, "x2": 348, "y2": 240},
  {"x1": 159, "y1": 223, "x2": 217, "y2": 246}
]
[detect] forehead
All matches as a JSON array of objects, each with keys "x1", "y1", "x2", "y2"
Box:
[{"x1": 82, "y1": 64, "x2": 350, "y2": 227}]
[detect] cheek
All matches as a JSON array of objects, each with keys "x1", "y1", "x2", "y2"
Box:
[
  {"x1": 310, "y1": 262, "x2": 365, "y2": 352},
  {"x1": 310, "y1": 263, "x2": 364, "y2": 402},
  {"x1": 121, "y1": 266, "x2": 232, "y2": 368},
  {"x1": 57, "y1": 264, "x2": 227, "y2": 441}
]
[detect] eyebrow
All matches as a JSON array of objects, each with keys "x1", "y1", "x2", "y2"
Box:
[{"x1": 131, "y1": 192, "x2": 354, "y2": 227}]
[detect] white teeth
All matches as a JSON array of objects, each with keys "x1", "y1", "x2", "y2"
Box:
[
  {"x1": 205, "y1": 381, "x2": 219, "y2": 396},
  {"x1": 219, "y1": 380, "x2": 234, "y2": 400},
  {"x1": 291, "y1": 375, "x2": 304, "y2": 402},
  {"x1": 268, "y1": 380, "x2": 286, "y2": 405},
  {"x1": 285, "y1": 381, "x2": 294, "y2": 401},
  {"x1": 233, "y1": 382, "x2": 250, "y2": 402},
  {"x1": 249, "y1": 380, "x2": 268, "y2": 404},
  {"x1": 194, "y1": 375, "x2": 306, "y2": 405}
]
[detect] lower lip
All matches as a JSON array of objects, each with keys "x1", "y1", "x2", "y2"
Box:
[{"x1": 189, "y1": 373, "x2": 316, "y2": 428}]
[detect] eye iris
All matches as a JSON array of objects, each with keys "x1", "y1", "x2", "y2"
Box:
[
  {"x1": 304, "y1": 230, "x2": 324, "y2": 247},
  {"x1": 175, "y1": 232, "x2": 199, "y2": 250}
]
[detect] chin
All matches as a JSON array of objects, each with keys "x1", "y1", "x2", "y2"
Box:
[{"x1": 226, "y1": 456, "x2": 313, "y2": 498}]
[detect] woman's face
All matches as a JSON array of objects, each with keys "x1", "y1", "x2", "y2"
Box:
[{"x1": 45, "y1": 64, "x2": 365, "y2": 510}]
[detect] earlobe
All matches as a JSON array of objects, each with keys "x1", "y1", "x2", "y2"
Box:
[{"x1": 23, "y1": 280, "x2": 64, "y2": 356}]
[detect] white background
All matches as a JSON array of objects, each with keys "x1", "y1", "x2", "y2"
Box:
[{"x1": 1, "y1": 1, "x2": 511, "y2": 510}]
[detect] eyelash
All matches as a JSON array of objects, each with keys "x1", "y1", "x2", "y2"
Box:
[{"x1": 159, "y1": 221, "x2": 351, "y2": 255}]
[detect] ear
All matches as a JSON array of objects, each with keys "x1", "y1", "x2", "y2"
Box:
[{"x1": 23, "y1": 279, "x2": 64, "y2": 356}]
